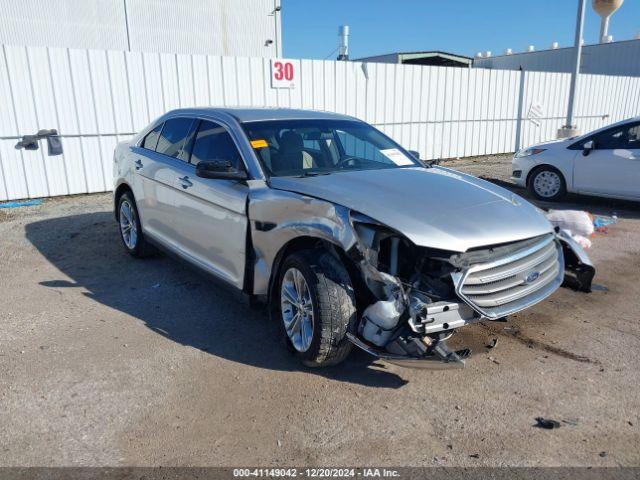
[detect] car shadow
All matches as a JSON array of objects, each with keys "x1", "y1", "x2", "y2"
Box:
[
  {"x1": 25, "y1": 211, "x2": 408, "y2": 389},
  {"x1": 480, "y1": 176, "x2": 640, "y2": 219}
]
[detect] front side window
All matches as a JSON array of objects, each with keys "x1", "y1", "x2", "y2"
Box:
[
  {"x1": 593, "y1": 123, "x2": 640, "y2": 150},
  {"x1": 242, "y1": 119, "x2": 420, "y2": 177},
  {"x1": 628, "y1": 125, "x2": 640, "y2": 148},
  {"x1": 155, "y1": 117, "x2": 194, "y2": 158},
  {"x1": 188, "y1": 120, "x2": 243, "y2": 168}
]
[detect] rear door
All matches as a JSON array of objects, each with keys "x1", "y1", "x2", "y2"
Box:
[
  {"x1": 130, "y1": 117, "x2": 195, "y2": 244},
  {"x1": 171, "y1": 119, "x2": 249, "y2": 289},
  {"x1": 574, "y1": 121, "x2": 640, "y2": 199}
]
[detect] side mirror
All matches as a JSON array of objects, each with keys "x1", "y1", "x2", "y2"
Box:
[
  {"x1": 408, "y1": 150, "x2": 420, "y2": 160},
  {"x1": 583, "y1": 140, "x2": 594, "y2": 156},
  {"x1": 424, "y1": 158, "x2": 441, "y2": 166},
  {"x1": 196, "y1": 159, "x2": 248, "y2": 180}
]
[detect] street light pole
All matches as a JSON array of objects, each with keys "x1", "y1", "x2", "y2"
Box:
[{"x1": 558, "y1": 0, "x2": 586, "y2": 138}]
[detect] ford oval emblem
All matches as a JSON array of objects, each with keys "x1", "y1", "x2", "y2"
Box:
[{"x1": 525, "y1": 271, "x2": 540, "y2": 284}]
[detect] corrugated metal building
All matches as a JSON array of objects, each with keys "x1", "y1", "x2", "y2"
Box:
[
  {"x1": 356, "y1": 51, "x2": 473, "y2": 67},
  {"x1": 0, "y1": 0, "x2": 281, "y2": 57},
  {"x1": 474, "y1": 39, "x2": 640, "y2": 77}
]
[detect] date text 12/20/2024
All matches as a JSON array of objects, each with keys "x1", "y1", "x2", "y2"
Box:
[{"x1": 233, "y1": 469, "x2": 400, "y2": 478}]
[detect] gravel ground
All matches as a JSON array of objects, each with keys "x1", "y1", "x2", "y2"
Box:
[{"x1": 1, "y1": 155, "x2": 639, "y2": 467}]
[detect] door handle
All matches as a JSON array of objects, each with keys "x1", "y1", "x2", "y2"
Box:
[
  {"x1": 134, "y1": 159, "x2": 143, "y2": 170},
  {"x1": 179, "y1": 176, "x2": 193, "y2": 189}
]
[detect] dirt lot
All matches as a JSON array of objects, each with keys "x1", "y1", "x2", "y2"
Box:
[{"x1": 1, "y1": 155, "x2": 639, "y2": 467}]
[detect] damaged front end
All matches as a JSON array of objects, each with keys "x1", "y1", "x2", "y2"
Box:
[
  {"x1": 345, "y1": 212, "x2": 595, "y2": 369},
  {"x1": 346, "y1": 213, "x2": 477, "y2": 369},
  {"x1": 248, "y1": 186, "x2": 595, "y2": 370}
]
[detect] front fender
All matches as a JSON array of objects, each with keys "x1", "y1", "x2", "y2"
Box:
[
  {"x1": 527, "y1": 152, "x2": 576, "y2": 191},
  {"x1": 248, "y1": 184, "x2": 357, "y2": 296},
  {"x1": 556, "y1": 229, "x2": 595, "y2": 292}
]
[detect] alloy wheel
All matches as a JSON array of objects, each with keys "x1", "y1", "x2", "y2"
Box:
[
  {"x1": 281, "y1": 267, "x2": 315, "y2": 352},
  {"x1": 119, "y1": 200, "x2": 138, "y2": 250}
]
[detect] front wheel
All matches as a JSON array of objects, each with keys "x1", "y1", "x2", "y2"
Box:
[
  {"x1": 278, "y1": 249, "x2": 356, "y2": 367},
  {"x1": 528, "y1": 166, "x2": 567, "y2": 201}
]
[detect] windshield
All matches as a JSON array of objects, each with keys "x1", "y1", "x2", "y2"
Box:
[{"x1": 242, "y1": 119, "x2": 421, "y2": 177}]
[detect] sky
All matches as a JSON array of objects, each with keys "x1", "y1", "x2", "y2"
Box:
[{"x1": 281, "y1": 0, "x2": 640, "y2": 60}]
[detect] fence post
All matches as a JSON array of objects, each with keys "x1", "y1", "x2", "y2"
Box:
[{"x1": 514, "y1": 69, "x2": 526, "y2": 152}]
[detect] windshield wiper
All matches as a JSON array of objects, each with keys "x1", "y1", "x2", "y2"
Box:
[{"x1": 293, "y1": 171, "x2": 332, "y2": 178}]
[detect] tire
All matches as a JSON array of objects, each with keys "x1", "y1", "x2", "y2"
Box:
[
  {"x1": 117, "y1": 191, "x2": 154, "y2": 258},
  {"x1": 278, "y1": 249, "x2": 356, "y2": 367},
  {"x1": 528, "y1": 166, "x2": 567, "y2": 201}
]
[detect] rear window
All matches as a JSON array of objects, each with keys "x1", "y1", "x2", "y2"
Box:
[
  {"x1": 155, "y1": 117, "x2": 194, "y2": 158},
  {"x1": 141, "y1": 123, "x2": 163, "y2": 150}
]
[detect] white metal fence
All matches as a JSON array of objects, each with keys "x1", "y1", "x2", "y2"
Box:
[{"x1": 1, "y1": 44, "x2": 640, "y2": 201}]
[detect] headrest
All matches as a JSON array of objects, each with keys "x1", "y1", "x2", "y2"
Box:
[{"x1": 280, "y1": 130, "x2": 303, "y2": 153}]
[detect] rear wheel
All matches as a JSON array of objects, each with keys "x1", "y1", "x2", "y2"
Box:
[
  {"x1": 278, "y1": 249, "x2": 356, "y2": 367},
  {"x1": 528, "y1": 166, "x2": 566, "y2": 201},
  {"x1": 117, "y1": 192, "x2": 154, "y2": 257}
]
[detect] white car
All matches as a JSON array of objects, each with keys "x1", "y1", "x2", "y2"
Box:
[{"x1": 512, "y1": 116, "x2": 640, "y2": 201}]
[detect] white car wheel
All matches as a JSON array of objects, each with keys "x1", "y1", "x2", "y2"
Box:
[{"x1": 529, "y1": 167, "x2": 566, "y2": 201}]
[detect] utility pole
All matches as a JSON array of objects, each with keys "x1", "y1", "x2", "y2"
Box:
[{"x1": 558, "y1": 0, "x2": 586, "y2": 138}]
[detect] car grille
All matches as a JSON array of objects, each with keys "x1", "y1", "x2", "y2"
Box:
[{"x1": 452, "y1": 234, "x2": 564, "y2": 319}]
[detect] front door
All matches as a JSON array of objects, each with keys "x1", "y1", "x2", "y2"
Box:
[
  {"x1": 171, "y1": 119, "x2": 249, "y2": 289},
  {"x1": 574, "y1": 122, "x2": 640, "y2": 199}
]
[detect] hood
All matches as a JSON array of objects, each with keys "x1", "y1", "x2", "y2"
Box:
[
  {"x1": 269, "y1": 167, "x2": 553, "y2": 252},
  {"x1": 536, "y1": 138, "x2": 569, "y2": 147},
  {"x1": 529, "y1": 137, "x2": 573, "y2": 149}
]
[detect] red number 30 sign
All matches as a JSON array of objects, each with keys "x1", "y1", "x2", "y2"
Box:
[{"x1": 271, "y1": 59, "x2": 296, "y2": 89}]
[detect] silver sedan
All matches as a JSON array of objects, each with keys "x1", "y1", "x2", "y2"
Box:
[{"x1": 113, "y1": 108, "x2": 593, "y2": 369}]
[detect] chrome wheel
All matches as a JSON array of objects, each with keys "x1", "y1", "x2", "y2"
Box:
[
  {"x1": 533, "y1": 170, "x2": 561, "y2": 198},
  {"x1": 281, "y1": 267, "x2": 314, "y2": 352},
  {"x1": 119, "y1": 200, "x2": 138, "y2": 250}
]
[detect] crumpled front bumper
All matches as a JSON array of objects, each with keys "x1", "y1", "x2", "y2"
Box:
[
  {"x1": 349, "y1": 230, "x2": 596, "y2": 370},
  {"x1": 347, "y1": 333, "x2": 467, "y2": 370}
]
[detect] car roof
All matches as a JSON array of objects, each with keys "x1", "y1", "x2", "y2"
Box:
[
  {"x1": 588, "y1": 115, "x2": 640, "y2": 134},
  {"x1": 165, "y1": 107, "x2": 359, "y2": 123},
  {"x1": 602, "y1": 115, "x2": 640, "y2": 128}
]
